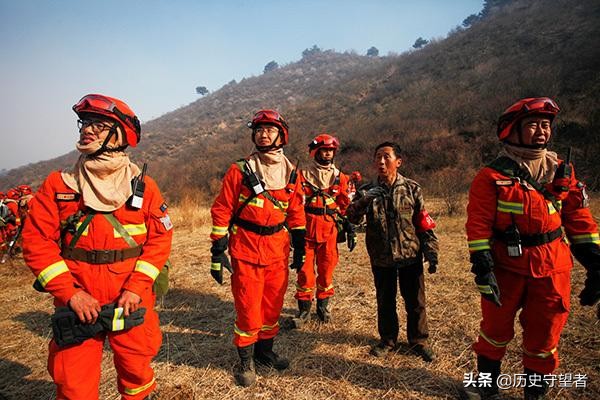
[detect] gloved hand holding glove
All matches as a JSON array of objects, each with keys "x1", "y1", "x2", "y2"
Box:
[
  {"x1": 51, "y1": 303, "x2": 146, "y2": 347},
  {"x1": 470, "y1": 250, "x2": 501, "y2": 307},
  {"x1": 210, "y1": 235, "x2": 232, "y2": 285},
  {"x1": 289, "y1": 229, "x2": 306, "y2": 271}
]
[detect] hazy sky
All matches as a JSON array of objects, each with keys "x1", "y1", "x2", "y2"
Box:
[{"x1": 0, "y1": 0, "x2": 483, "y2": 171}]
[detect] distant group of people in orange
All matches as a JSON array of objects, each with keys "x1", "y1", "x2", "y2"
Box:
[{"x1": 0, "y1": 184, "x2": 33, "y2": 259}]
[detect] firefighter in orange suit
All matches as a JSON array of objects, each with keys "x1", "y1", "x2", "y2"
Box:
[
  {"x1": 464, "y1": 97, "x2": 600, "y2": 400},
  {"x1": 209, "y1": 109, "x2": 306, "y2": 387},
  {"x1": 4, "y1": 188, "x2": 22, "y2": 239},
  {"x1": 0, "y1": 191, "x2": 7, "y2": 252},
  {"x1": 22, "y1": 94, "x2": 173, "y2": 400},
  {"x1": 293, "y1": 134, "x2": 353, "y2": 326}
]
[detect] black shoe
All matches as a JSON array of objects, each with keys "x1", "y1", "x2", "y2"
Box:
[
  {"x1": 369, "y1": 341, "x2": 395, "y2": 357},
  {"x1": 524, "y1": 368, "x2": 549, "y2": 399},
  {"x1": 316, "y1": 298, "x2": 331, "y2": 323},
  {"x1": 254, "y1": 338, "x2": 289, "y2": 370},
  {"x1": 291, "y1": 300, "x2": 311, "y2": 329},
  {"x1": 461, "y1": 356, "x2": 501, "y2": 399},
  {"x1": 410, "y1": 344, "x2": 436, "y2": 362},
  {"x1": 235, "y1": 345, "x2": 256, "y2": 387}
]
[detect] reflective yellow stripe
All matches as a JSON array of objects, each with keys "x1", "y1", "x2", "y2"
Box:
[
  {"x1": 211, "y1": 262, "x2": 221, "y2": 271},
  {"x1": 37, "y1": 260, "x2": 70, "y2": 287},
  {"x1": 523, "y1": 346, "x2": 557, "y2": 359},
  {"x1": 570, "y1": 233, "x2": 600, "y2": 245},
  {"x1": 324, "y1": 197, "x2": 335, "y2": 206},
  {"x1": 123, "y1": 377, "x2": 155, "y2": 395},
  {"x1": 114, "y1": 223, "x2": 146, "y2": 238},
  {"x1": 547, "y1": 202, "x2": 557, "y2": 215},
  {"x1": 112, "y1": 307, "x2": 125, "y2": 331},
  {"x1": 238, "y1": 194, "x2": 264, "y2": 208},
  {"x1": 468, "y1": 239, "x2": 491, "y2": 251},
  {"x1": 261, "y1": 322, "x2": 279, "y2": 331},
  {"x1": 279, "y1": 200, "x2": 289, "y2": 210},
  {"x1": 291, "y1": 226, "x2": 306, "y2": 230},
  {"x1": 479, "y1": 330, "x2": 510, "y2": 348},
  {"x1": 211, "y1": 225, "x2": 228, "y2": 236},
  {"x1": 75, "y1": 222, "x2": 90, "y2": 236},
  {"x1": 231, "y1": 225, "x2": 238, "y2": 235},
  {"x1": 477, "y1": 284, "x2": 493, "y2": 294},
  {"x1": 497, "y1": 200, "x2": 524, "y2": 214},
  {"x1": 317, "y1": 283, "x2": 334, "y2": 292},
  {"x1": 135, "y1": 260, "x2": 160, "y2": 280},
  {"x1": 234, "y1": 324, "x2": 255, "y2": 337},
  {"x1": 295, "y1": 283, "x2": 313, "y2": 293}
]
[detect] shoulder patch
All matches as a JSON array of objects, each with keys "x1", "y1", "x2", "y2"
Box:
[
  {"x1": 55, "y1": 193, "x2": 80, "y2": 202},
  {"x1": 495, "y1": 180, "x2": 514, "y2": 186},
  {"x1": 160, "y1": 214, "x2": 173, "y2": 231},
  {"x1": 160, "y1": 202, "x2": 168, "y2": 213}
]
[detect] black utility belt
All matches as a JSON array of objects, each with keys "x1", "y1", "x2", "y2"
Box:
[
  {"x1": 304, "y1": 206, "x2": 336, "y2": 216},
  {"x1": 62, "y1": 246, "x2": 143, "y2": 264},
  {"x1": 493, "y1": 227, "x2": 563, "y2": 247},
  {"x1": 232, "y1": 217, "x2": 285, "y2": 236}
]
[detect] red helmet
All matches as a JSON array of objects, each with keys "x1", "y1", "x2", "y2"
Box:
[
  {"x1": 73, "y1": 94, "x2": 141, "y2": 147},
  {"x1": 17, "y1": 185, "x2": 33, "y2": 196},
  {"x1": 6, "y1": 189, "x2": 20, "y2": 200},
  {"x1": 351, "y1": 171, "x2": 362, "y2": 182},
  {"x1": 308, "y1": 134, "x2": 340, "y2": 158},
  {"x1": 247, "y1": 109, "x2": 289, "y2": 145},
  {"x1": 497, "y1": 97, "x2": 559, "y2": 141}
]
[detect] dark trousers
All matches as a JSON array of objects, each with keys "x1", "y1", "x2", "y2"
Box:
[{"x1": 372, "y1": 262, "x2": 429, "y2": 346}]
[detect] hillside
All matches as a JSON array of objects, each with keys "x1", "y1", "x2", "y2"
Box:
[{"x1": 2, "y1": 0, "x2": 600, "y2": 199}]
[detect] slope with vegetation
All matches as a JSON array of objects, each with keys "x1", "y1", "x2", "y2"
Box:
[{"x1": 1, "y1": 0, "x2": 599, "y2": 203}]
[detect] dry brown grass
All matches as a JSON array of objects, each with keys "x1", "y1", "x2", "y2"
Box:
[{"x1": 1, "y1": 198, "x2": 598, "y2": 399}]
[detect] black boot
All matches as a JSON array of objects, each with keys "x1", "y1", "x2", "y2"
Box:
[
  {"x1": 316, "y1": 298, "x2": 331, "y2": 322},
  {"x1": 234, "y1": 345, "x2": 256, "y2": 387},
  {"x1": 524, "y1": 368, "x2": 549, "y2": 400},
  {"x1": 291, "y1": 300, "x2": 311, "y2": 329},
  {"x1": 254, "y1": 338, "x2": 289, "y2": 370},
  {"x1": 463, "y1": 355, "x2": 501, "y2": 399}
]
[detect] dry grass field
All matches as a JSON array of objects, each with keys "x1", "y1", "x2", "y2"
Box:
[{"x1": 0, "y1": 197, "x2": 598, "y2": 399}]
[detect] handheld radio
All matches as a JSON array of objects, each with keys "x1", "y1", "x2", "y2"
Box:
[{"x1": 130, "y1": 163, "x2": 147, "y2": 209}]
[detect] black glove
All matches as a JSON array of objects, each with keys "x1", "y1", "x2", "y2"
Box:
[
  {"x1": 97, "y1": 303, "x2": 146, "y2": 332},
  {"x1": 210, "y1": 235, "x2": 232, "y2": 285},
  {"x1": 579, "y1": 270, "x2": 600, "y2": 307},
  {"x1": 51, "y1": 307, "x2": 104, "y2": 347},
  {"x1": 571, "y1": 243, "x2": 600, "y2": 307},
  {"x1": 344, "y1": 219, "x2": 357, "y2": 252},
  {"x1": 428, "y1": 263, "x2": 437, "y2": 274},
  {"x1": 290, "y1": 229, "x2": 306, "y2": 271},
  {"x1": 51, "y1": 304, "x2": 146, "y2": 347},
  {"x1": 470, "y1": 250, "x2": 501, "y2": 307}
]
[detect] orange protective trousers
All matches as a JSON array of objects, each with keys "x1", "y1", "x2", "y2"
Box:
[
  {"x1": 472, "y1": 268, "x2": 570, "y2": 374},
  {"x1": 296, "y1": 233, "x2": 339, "y2": 301},
  {"x1": 231, "y1": 257, "x2": 288, "y2": 347}
]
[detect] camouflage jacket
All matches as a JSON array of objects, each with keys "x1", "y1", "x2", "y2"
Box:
[{"x1": 346, "y1": 173, "x2": 439, "y2": 268}]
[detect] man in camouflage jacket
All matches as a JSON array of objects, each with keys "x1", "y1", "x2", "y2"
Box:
[{"x1": 347, "y1": 141, "x2": 439, "y2": 362}]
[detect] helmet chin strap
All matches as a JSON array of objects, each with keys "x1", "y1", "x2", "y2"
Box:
[
  {"x1": 315, "y1": 154, "x2": 333, "y2": 165},
  {"x1": 504, "y1": 140, "x2": 547, "y2": 150},
  {"x1": 92, "y1": 123, "x2": 127, "y2": 156},
  {"x1": 254, "y1": 130, "x2": 284, "y2": 152}
]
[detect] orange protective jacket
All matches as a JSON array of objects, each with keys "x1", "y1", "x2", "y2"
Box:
[
  {"x1": 466, "y1": 161, "x2": 599, "y2": 278},
  {"x1": 210, "y1": 162, "x2": 306, "y2": 264},
  {"x1": 299, "y1": 171, "x2": 350, "y2": 243},
  {"x1": 23, "y1": 171, "x2": 173, "y2": 305}
]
